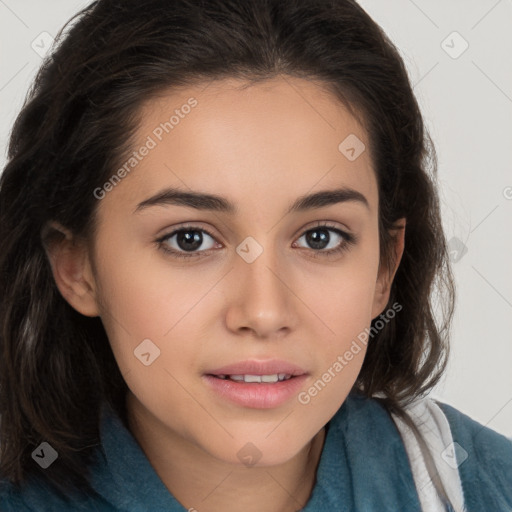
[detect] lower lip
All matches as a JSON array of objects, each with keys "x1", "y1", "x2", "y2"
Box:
[{"x1": 203, "y1": 375, "x2": 308, "y2": 409}]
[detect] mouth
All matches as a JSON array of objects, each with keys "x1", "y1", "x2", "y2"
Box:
[
  {"x1": 211, "y1": 373, "x2": 294, "y2": 383},
  {"x1": 203, "y1": 360, "x2": 308, "y2": 409}
]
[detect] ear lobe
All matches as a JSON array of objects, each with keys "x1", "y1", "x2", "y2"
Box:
[
  {"x1": 42, "y1": 221, "x2": 100, "y2": 317},
  {"x1": 371, "y1": 218, "x2": 406, "y2": 319}
]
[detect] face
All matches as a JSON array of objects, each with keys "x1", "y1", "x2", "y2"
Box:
[{"x1": 52, "y1": 76, "x2": 402, "y2": 468}]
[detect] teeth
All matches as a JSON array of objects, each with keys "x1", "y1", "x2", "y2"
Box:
[
  {"x1": 244, "y1": 375, "x2": 262, "y2": 383},
  {"x1": 218, "y1": 374, "x2": 292, "y2": 383}
]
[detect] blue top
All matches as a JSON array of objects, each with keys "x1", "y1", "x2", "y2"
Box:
[{"x1": 1, "y1": 393, "x2": 511, "y2": 511}]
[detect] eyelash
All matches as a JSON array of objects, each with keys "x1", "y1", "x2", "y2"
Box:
[{"x1": 155, "y1": 222, "x2": 357, "y2": 261}]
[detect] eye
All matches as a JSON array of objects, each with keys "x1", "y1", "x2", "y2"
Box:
[
  {"x1": 292, "y1": 222, "x2": 355, "y2": 258},
  {"x1": 156, "y1": 225, "x2": 219, "y2": 260}
]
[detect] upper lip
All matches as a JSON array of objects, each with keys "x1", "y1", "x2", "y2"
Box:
[{"x1": 206, "y1": 359, "x2": 307, "y2": 376}]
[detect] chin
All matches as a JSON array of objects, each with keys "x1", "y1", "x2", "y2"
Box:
[{"x1": 202, "y1": 434, "x2": 312, "y2": 469}]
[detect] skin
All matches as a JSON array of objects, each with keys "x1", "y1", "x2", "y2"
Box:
[{"x1": 46, "y1": 75, "x2": 405, "y2": 512}]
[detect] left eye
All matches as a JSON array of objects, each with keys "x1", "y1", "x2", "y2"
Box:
[{"x1": 294, "y1": 226, "x2": 347, "y2": 251}]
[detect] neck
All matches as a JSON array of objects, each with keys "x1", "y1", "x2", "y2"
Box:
[{"x1": 125, "y1": 393, "x2": 326, "y2": 512}]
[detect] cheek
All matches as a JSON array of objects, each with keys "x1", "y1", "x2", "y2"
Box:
[
  {"x1": 92, "y1": 239, "x2": 218, "y2": 380},
  {"x1": 293, "y1": 243, "x2": 379, "y2": 410},
  {"x1": 314, "y1": 269, "x2": 377, "y2": 323},
  {"x1": 295, "y1": 278, "x2": 375, "y2": 420},
  {"x1": 301, "y1": 244, "x2": 380, "y2": 341},
  {"x1": 97, "y1": 244, "x2": 212, "y2": 330},
  {"x1": 94, "y1": 253, "x2": 210, "y2": 435}
]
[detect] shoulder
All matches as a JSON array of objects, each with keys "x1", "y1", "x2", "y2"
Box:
[
  {"x1": 0, "y1": 476, "x2": 118, "y2": 512},
  {"x1": 334, "y1": 393, "x2": 512, "y2": 510},
  {"x1": 0, "y1": 480, "x2": 34, "y2": 512},
  {"x1": 437, "y1": 400, "x2": 512, "y2": 510},
  {"x1": 0, "y1": 477, "x2": 61, "y2": 512},
  {"x1": 0, "y1": 447, "x2": 118, "y2": 512},
  {"x1": 327, "y1": 392, "x2": 416, "y2": 469},
  {"x1": 315, "y1": 392, "x2": 423, "y2": 510},
  {"x1": 438, "y1": 400, "x2": 512, "y2": 461}
]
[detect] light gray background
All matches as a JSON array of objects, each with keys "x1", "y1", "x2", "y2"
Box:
[{"x1": 1, "y1": 0, "x2": 511, "y2": 437}]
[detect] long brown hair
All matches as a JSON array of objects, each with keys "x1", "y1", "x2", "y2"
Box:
[{"x1": 0, "y1": 0, "x2": 455, "y2": 502}]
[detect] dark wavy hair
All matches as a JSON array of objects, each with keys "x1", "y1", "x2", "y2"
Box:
[{"x1": 0, "y1": 0, "x2": 455, "y2": 503}]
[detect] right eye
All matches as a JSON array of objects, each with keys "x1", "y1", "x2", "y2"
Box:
[{"x1": 156, "y1": 225, "x2": 220, "y2": 259}]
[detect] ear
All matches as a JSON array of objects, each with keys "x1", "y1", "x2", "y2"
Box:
[
  {"x1": 371, "y1": 218, "x2": 406, "y2": 319},
  {"x1": 41, "y1": 221, "x2": 100, "y2": 317}
]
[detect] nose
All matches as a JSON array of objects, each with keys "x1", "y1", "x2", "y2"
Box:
[{"x1": 224, "y1": 244, "x2": 298, "y2": 340}]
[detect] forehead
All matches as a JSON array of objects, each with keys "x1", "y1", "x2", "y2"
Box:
[{"x1": 100, "y1": 76, "x2": 377, "y2": 218}]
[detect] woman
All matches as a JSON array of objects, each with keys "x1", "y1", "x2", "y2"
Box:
[{"x1": 0, "y1": 0, "x2": 510, "y2": 510}]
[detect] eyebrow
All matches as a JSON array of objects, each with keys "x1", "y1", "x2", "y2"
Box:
[{"x1": 133, "y1": 186, "x2": 369, "y2": 215}]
